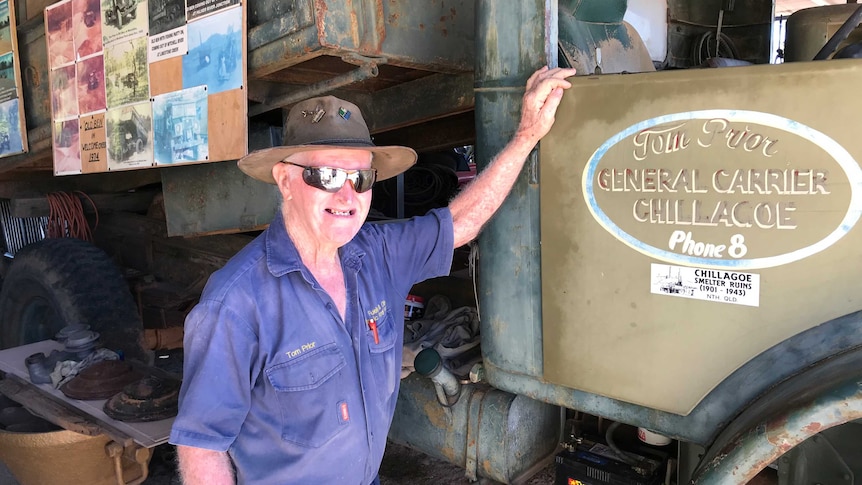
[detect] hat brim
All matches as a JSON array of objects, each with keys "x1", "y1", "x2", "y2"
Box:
[{"x1": 238, "y1": 144, "x2": 418, "y2": 185}]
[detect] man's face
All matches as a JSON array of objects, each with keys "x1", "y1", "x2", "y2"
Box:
[{"x1": 274, "y1": 149, "x2": 374, "y2": 251}]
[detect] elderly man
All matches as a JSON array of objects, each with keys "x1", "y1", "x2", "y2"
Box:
[{"x1": 169, "y1": 66, "x2": 576, "y2": 484}]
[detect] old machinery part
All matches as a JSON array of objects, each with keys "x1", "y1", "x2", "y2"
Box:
[
  {"x1": 389, "y1": 375, "x2": 560, "y2": 483},
  {"x1": 0, "y1": 199, "x2": 46, "y2": 256},
  {"x1": 813, "y1": 4, "x2": 862, "y2": 60},
  {"x1": 414, "y1": 347, "x2": 461, "y2": 406}
]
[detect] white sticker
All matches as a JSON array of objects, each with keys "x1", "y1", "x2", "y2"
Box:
[
  {"x1": 650, "y1": 263, "x2": 759, "y2": 307},
  {"x1": 148, "y1": 25, "x2": 188, "y2": 63}
]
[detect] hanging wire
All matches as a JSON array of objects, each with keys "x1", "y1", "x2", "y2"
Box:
[{"x1": 46, "y1": 191, "x2": 99, "y2": 242}]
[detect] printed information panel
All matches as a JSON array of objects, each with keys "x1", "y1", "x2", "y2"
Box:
[
  {"x1": 650, "y1": 263, "x2": 760, "y2": 307},
  {"x1": 47, "y1": 0, "x2": 246, "y2": 175}
]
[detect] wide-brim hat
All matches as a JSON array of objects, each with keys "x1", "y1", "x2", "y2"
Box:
[{"x1": 238, "y1": 96, "x2": 417, "y2": 184}]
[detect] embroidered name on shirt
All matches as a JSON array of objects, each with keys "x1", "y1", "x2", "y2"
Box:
[
  {"x1": 366, "y1": 300, "x2": 388, "y2": 321},
  {"x1": 285, "y1": 341, "x2": 316, "y2": 358}
]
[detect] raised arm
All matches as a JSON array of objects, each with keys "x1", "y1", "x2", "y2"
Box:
[{"x1": 449, "y1": 66, "x2": 576, "y2": 248}]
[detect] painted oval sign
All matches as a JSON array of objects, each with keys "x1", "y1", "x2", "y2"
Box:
[{"x1": 582, "y1": 110, "x2": 862, "y2": 269}]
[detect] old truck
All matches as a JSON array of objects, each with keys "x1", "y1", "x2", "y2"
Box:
[
  {"x1": 0, "y1": 0, "x2": 860, "y2": 483},
  {"x1": 103, "y1": 0, "x2": 137, "y2": 30}
]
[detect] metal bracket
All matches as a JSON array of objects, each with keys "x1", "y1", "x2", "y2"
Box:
[
  {"x1": 464, "y1": 388, "x2": 487, "y2": 481},
  {"x1": 249, "y1": 59, "x2": 384, "y2": 117},
  {"x1": 341, "y1": 53, "x2": 388, "y2": 68}
]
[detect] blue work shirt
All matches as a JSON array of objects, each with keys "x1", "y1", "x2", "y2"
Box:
[{"x1": 169, "y1": 208, "x2": 454, "y2": 484}]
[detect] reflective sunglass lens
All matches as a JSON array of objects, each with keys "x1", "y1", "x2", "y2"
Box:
[
  {"x1": 318, "y1": 168, "x2": 346, "y2": 192},
  {"x1": 354, "y1": 170, "x2": 376, "y2": 193},
  {"x1": 293, "y1": 163, "x2": 376, "y2": 193}
]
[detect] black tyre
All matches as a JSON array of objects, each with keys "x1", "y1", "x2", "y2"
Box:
[{"x1": 0, "y1": 238, "x2": 147, "y2": 363}]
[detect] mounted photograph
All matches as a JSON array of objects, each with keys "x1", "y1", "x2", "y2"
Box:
[
  {"x1": 105, "y1": 36, "x2": 149, "y2": 108},
  {"x1": 153, "y1": 85, "x2": 207, "y2": 164},
  {"x1": 50, "y1": 64, "x2": 77, "y2": 119},
  {"x1": 76, "y1": 54, "x2": 106, "y2": 114},
  {"x1": 182, "y1": 6, "x2": 241, "y2": 95},
  {"x1": 106, "y1": 101, "x2": 152, "y2": 170},
  {"x1": 0, "y1": 98, "x2": 23, "y2": 156},
  {"x1": 53, "y1": 118, "x2": 81, "y2": 174},
  {"x1": 0, "y1": 0, "x2": 12, "y2": 54},
  {"x1": 101, "y1": 0, "x2": 147, "y2": 44},
  {"x1": 46, "y1": 0, "x2": 74, "y2": 67},
  {"x1": 73, "y1": 0, "x2": 102, "y2": 59}
]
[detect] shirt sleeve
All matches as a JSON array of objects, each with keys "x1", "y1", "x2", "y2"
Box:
[
  {"x1": 169, "y1": 300, "x2": 258, "y2": 451},
  {"x1": 373, "y1": 207, "x2": 455, "y2": 291}
]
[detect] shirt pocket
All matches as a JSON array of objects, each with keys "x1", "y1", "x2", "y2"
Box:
[
  {"x1": 367, "y1": 311, "x2": 399, "y2": 398},
  {"x1": 265, "y1": 342, "x2": 348, "y2": 448}
]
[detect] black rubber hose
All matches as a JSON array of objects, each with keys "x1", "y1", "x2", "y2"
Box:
[{"x1": 605, "y1": 421, "x2": 641, "y2": 467}]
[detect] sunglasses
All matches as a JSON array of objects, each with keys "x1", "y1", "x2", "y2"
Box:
[{"x1": 283, "y1": 161, "x2": 377, "y2": 193}]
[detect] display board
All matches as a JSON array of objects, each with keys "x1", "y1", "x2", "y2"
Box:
[
  {"x1": 46, "y1": 0, "x2": 246, "y2": 175},
  {"x1": 0, "y1": 0, "x2": 28, "y2": 159}
]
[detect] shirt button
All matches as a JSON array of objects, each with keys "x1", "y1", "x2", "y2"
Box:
[{"x1": 326, "y1": 303, "x2": 332, "y2": 309}]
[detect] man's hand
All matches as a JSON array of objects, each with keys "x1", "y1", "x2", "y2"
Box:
[
  {"x1": 449, "y1": 65, "x2": 576, "y2": 247},
  {"x1": 513, "y1": 66, "x2": 577, "y2": 146}
]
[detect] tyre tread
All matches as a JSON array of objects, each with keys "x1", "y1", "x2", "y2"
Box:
[{"x1": 0, "y1": 238, "x2": 147, "y2": 362}]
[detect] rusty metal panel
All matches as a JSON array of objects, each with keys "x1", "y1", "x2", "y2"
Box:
[
  {"x1": 248, "y1": 0, "x2": 473, "y2": 80},
  {"x1": 694, "y1": 370, "x2": 862, "y2": 483},
  {"x1": 540, "y1": 60, "x2": 862, "y2": 415},
  {"x1": 247, "y1": 0, "x2": 313, "y2": 39},
  {"x1": 374, "y1": 0, "x2": 473, "y2": 72},
  {"x1": 162, "y1": 160, "x2": 278, "y2": 237},
  {"x1": 474, "y1": 0, "x2": 553, "y2": 382}
]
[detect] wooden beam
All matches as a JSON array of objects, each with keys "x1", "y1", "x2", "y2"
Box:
[
  {"x1": 0, "y1": 169, "x2": 163, "y2": 199},
  {"x1": 0, "y1": 378, "x2": 106, "y2": 437},
  {"x1": 339, "y1": 72, "x2": 475, "y2": 134},
  {"x1": 10, "y1": 190, "x2": 158, "y2": 218},
  {"x1": 372, "y1": 111, "x2": 475, "y2": 153}
]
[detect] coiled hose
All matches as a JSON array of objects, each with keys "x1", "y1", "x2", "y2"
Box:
[
  {"x1": 691, "y1": 31, "x2": 740, "y2": 66},
  {"x1": 46, "y1": 191, "x2": 98, "y2": 241}
]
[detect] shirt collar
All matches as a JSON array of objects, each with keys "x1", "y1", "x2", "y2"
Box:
[{"x1": 265, "y1": 213, "x2": 366, "y2": 277}]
